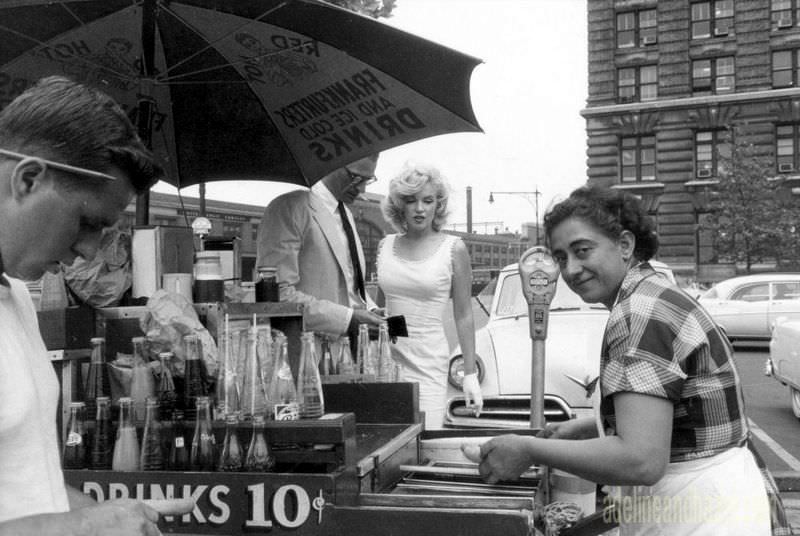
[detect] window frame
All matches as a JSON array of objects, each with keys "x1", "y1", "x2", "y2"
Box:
[
  {"x1": 772, "y1": 49, "x2": 800, "y2": 88},
  {"x1": 616, "y1": 8, "x2": 658, "y2": 48},
  {"x1": 691, "y1": 56, "x2": 735, "y2": 95},
  {"x1": 730, "y1": 283, "x2": 770, "y2": 302},
  {"x1": 617, "y1": 64, "x2": 658, "y2": 103},
  {"x1": 691, "y1": 0, "x2": 734, "y2": 39},
  {"x1": 694, "y1": 129, "x2": 729, "y2": 179},
  {"x1": 776, "y1": 123, "x2": 800, "y2": 173},
  {"x1": 620, "y1": 135, "x2": 657, "y2": 183},
  {"x1": 771, "y1": 0, "x2": 800, "y2": 29}
]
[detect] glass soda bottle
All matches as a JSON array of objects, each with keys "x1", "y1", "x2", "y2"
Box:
[
  {"x1": 130, "y1": 336, "x2": 155, "y2": 424},
  {"x1": 319, "y1": 338, "x2": 332, "y2": 377},
  {"x1": 183, "y1": 334, "x2": 207, "y2": 421},
  {"x1": 157, "y1": 352, "x2": 178, "y2": 422},
  {"x1": 90, "y1": 396, "x2": 113, "y2": 470},
  {"x1": 244, "y1": 414, "x2": 275, "y2": 472},
  {"x1": 240, "y1": 326, "x2": 269, "y2": 422},
  {"x1": 376, "y1": 322, "x2": 394, "y2": 382},
  {"x1": 337, "y1": 336, "x2": 355, "y2": 375},
  {"x1": 357, "y1": 324, "x2": 376, "y2": 376},
  {"x1": 190, "y1": 395, "x2": 216, "y2": 471},
  {"x1": 268, "y1": 339, "x2": 299, "y2": 421},
  {"x1": 257, "y1": 327, "x2": 275, "y2": 389},
  {"x1": 218, "y1": 414, "x2": 244, "y2": 472},
  {"x1": 215, "y1": 329, "x2": 241, "y2": 421},
  {"x1": 167, "y1": 409, "x2": 190, "y2": 471},
  {"x1": 140, "y1": 397, "x2": 164, "y2": 471},
  {"x1": 84, "y1": 337, "x2": 110, "y2": 419},
  {"x1": 297, "y1": 331, "x2": 324, "y2": 419},
  {"x1": 112, "y1": 397, "x2": 140, "y2": 471},
  {"x1": 63, "y1": 401, "x2": 87, "y2": 469}
]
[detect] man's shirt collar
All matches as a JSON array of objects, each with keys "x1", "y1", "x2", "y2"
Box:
[{"x1": 311, "y1": 181, "x2": 339, "y2": 215}]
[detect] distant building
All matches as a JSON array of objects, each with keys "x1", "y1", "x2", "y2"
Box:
[
  {"x1": 584, "y1": 0, "x2": 800, "y2": 280},
  {"x1": 123, "y1": 191, "x2": 527, "y2": 283}
]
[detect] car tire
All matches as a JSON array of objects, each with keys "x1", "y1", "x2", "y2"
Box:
[{"x1": 791, "y1": 388, "x2": 800, "y2": 420}]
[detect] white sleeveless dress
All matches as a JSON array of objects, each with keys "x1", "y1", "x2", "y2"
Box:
[{"x1": 377, "y1": 233, "x2": 459, "y2": 429}]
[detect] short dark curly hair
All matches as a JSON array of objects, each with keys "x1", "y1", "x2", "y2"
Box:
[{"x1": 543, "y1": 185, "x2": 659, "y2": 261}]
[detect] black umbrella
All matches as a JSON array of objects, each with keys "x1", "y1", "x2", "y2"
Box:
[{"x1": 0, "y1": 0, "x2": 483, "y2": 219}]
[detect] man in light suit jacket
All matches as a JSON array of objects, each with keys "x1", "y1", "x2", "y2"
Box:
[{"x1": 256, "y1": 154, "x2": 384, "y2": 338}]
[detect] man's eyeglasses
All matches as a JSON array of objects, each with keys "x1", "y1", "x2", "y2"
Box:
[
  {"x1": 344, "y1": 167, "x2": 377, "y2": 187},
  {"x1": 0, "y1": 148, "x2": 118, "y2": 182}
]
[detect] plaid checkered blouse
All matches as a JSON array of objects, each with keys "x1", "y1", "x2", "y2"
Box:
[{"x1": 600, "y1": 262, "x2": 749, "y2": 463}]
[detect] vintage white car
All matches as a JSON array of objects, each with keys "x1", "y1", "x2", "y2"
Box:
[
  {"x1": 698, "y1": 273, "x2": 800, "y2": 345},
  {"x1": 767, "y1": 317, "x2": 800, "y2": 419},
  {"x1": 443, "y1": 261, "x2": 674, "y2": 429}
]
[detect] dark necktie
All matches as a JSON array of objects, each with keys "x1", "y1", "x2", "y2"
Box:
[{"x1": 338, "y1": 201, "x2": 365, "y2": 301}]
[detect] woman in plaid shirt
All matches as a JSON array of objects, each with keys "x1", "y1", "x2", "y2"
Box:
[{"x1": 471, "y1": 186, "x2": 775, "y2": 534}]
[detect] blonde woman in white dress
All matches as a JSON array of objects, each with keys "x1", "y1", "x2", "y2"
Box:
[{"x1": 376, "y1": 163, "x2": 482, "y2": 428}]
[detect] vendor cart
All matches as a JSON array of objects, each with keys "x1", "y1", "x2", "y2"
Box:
[{"x1": 51, "y1": 295, "x2": 615, "y2": 536}]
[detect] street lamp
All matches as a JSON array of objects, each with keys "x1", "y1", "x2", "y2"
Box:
[{"x1": 489, "y1": 189, "x2": 543, "y2": 244}]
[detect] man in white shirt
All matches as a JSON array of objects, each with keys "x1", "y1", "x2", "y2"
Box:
[
  {"x1": 256, "y1": 155, "x2": 384, "y2": 338},
  {"x1": 0, "y1": 76, "x2": 191, "y2": 535}
]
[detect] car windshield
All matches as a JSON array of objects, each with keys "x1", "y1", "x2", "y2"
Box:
[
  {"x1": 494, "y1": 273, "x2": 605, "y2": 317},
  {"x1": 700, "y1": 287, "x2": 718, "y2": 300}
]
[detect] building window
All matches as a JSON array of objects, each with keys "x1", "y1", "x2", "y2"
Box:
[
  {"x1": 222, "y1": 222, "x2": 241, "y2": 238},
  {"x1": 777, "y1": 124, "x2": 800, "y2": 173},
  {"x1": 773, "y1": 50, "x2": 800, "y2": 87},
  {"x1": 692, "y1": 57, "x2": 734, "y2": 95},
  {"x1": 616, "y1": 9, "x2": 657, "y2": 48},
  {"x1": 695, "y1": 130, "x2": 730, "y2": 178},
  {"x1": 772, "y1": 0, "x2": 800, "y2": 29},
  {"x1": 617, "y1": 65, "x2": 657, "y2": 103},
  {"x1": 620, "y1": 136, "x2": 656, "y2": 183},
  {"x1": 691, "y1": 1, "x2": 734, "y2": 39}
]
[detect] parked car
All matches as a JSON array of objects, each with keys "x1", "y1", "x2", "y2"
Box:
[
  {"x1": 443, "y1": 261, "x2": 675, "y2": 429},
  {"x1": 767, "y1": 317, "x2": 800, "y2": 419},
  {"x1": 697, "y1": 273, "x2": 800, "y2": 344}
]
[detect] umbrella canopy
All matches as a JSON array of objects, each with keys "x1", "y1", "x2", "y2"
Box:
[{"x1": 0, "y1": 0, "x2": 482, "y2": 189}]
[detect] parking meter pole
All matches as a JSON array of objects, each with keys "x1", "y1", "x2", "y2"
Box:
[
  {"x1": 517, "y1": 246, "x2": 560, "y2": 431},
  {"x1": 530, "y1": 339, "x2": 546, "y2": 430}
]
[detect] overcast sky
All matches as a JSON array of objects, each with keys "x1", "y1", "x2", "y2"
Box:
[{"x1": 152, "y1": 0, "x2": 589, "y2": 233}]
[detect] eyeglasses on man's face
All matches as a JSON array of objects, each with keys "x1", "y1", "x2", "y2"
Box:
[
  {"x1": 0, "y1": 148, "x2": 118, "y2": 182},
  {"x1": 344, "y1": 167, "x2": 377, "y2": 187}
]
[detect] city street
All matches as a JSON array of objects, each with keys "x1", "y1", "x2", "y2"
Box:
[
  {"x1": 733, "y1": 348, "x2": 800, "y2": 473},
  {"x1": 733, "y1": 347, "x2": 800, "y2": 531}
]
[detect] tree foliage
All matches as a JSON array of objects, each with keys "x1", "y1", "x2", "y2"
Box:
[
  {"x1": 773, "y1": 193, "x2": 800, "y2": 269},
  {"x1": 326, "y1": 0, "x2": 396, "y2": 18},
  {"x1": 705, "y1": 126, "x2": 782, "y2": 272}
]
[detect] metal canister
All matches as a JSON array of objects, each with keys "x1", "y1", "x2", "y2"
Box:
[{"x1": 255, "y1": 266, "x2": 279, "y2": 302}]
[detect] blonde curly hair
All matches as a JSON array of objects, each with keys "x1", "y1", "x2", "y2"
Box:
[{"x1": 381, "y1": 162, "x2": 451, "y2": 232}]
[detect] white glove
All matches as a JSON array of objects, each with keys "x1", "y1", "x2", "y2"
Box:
[{"x1": 462, "y1": 372, "x2": 483, "y2": 416}]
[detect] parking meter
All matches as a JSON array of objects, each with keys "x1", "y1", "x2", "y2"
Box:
[{"x1": 518, "y1": 246, "x2": 560, "y2": 430}]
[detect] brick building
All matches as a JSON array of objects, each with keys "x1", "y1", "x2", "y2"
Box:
[{"x1": 584, "y1": 0, "x2": 800, "y2": 281}]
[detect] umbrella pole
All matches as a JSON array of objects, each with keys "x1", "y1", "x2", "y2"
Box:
[{"x1": 135, "y1": 0, "x2": 157, "y2": 226}]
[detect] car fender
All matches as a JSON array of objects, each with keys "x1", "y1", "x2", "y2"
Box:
[{"x1": 769, "y1": 318, "x2": 800, "y2": 389}]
